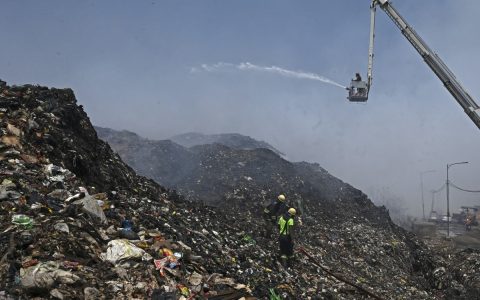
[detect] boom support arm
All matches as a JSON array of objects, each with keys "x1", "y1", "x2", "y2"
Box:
[
  {"x1": 346, "y1": 4, "x2": 376, "y2": 103},
  {"x1": 367, "y1": 2, "x2": 376, "y2": 90},
  {"x1": 374, "y1": 0, "x2": 480, "y2": 130}
]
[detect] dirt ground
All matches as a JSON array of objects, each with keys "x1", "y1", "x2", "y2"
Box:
[{"x1": 452, "y1": 227, "x2": 480, "y2": 250}]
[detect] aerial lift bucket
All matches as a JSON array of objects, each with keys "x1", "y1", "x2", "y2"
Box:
[{"x1": 347, "y1": 79, "x2": 369, "y2": 102}]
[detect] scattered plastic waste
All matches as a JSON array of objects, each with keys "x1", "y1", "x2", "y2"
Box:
[
  {"x1": 101, "y1": 239, "x2": 153, "y2": 264},
  {"x1": 54, "y1": 222, "x2": 69, "y2": 234},
  {"x1": 11, "y1": 214, "x2": 33, "y2": 228}
]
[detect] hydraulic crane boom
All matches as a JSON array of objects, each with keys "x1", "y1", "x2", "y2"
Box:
[
  {"x1": 346, "y1": 2, "x2": 376, "y2": 102},
  {"x1": 374, "y1": 0, "x2": 480, "y2": 130},
  {"x1": 366, "y1": 2, "x2": 376, "y2": 91}
]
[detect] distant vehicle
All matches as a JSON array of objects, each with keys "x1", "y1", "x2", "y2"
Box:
[
  {"x1": 428, "y1": 211, "x2": 438, "y2": 223},
  {"x1": 440, "y1": 215, "x2": 452, "y2": 223}
]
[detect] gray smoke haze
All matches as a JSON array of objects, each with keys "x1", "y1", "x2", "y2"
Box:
[{"x1": 1, "y1": 1, "x2": 479, "y2": 217}]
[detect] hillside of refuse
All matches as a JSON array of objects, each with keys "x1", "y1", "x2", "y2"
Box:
[
  {"x1": 96, "y1": 128, "x2": 376, "y2": 214},
  {"x1": 170, "y1": 132, "x2": 284, "y2": 157},
  {"x1": 1, "y1": 81, "x2": 479, "y2": 299},
  {"x1": 98, "y1": 109, "x2": 480, "y2": 298}
]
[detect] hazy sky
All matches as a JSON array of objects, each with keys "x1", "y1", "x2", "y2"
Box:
[{"x1": 1, "y1": 0, "x2": 479, "y2": 216}]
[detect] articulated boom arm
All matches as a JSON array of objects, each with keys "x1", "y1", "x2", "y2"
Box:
[
  {"x1": 374, "y1": 0, "x2": 480, "y2": 130},
  {"x1": 366, "y1": 2, "x2": 376, "y2": 90},
  {"x1": 347, "y1": 3, "x2": 376, "y2": 103}
]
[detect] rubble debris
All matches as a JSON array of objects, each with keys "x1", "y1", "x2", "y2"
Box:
[
  {"x1": 299, "y1": 247, "x2": 385, "y2": 300},
  {"x1": 20, "y1": 261, "x2": 80, "y2": 291},
  {"x1": 83, "y1": 287, "x2": 101, "y2": 300},
  {"x1": 71, "y1": 194, "x2": 107, "y2": 224},
  {"x1": 54, "y1": 222, "x2": 69, "y2": 234},
  {"x1": 102, "y1": 239, "x2": 153, "y2": 265}
]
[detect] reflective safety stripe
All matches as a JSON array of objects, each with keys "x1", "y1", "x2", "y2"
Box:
[{"x1": 278, "y1": 216, "x2": 294, "y2": 235}]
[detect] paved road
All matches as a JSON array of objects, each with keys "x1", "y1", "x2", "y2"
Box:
[{"x1": 437, "y1": 222, "x2": 480, "y2": 249}]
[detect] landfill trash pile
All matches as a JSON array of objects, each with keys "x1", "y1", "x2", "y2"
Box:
[
  {"x1": 1, "y1": 81, "x2": 479, "y2": 299},
  {"x1": 0, "y1": 82, "x2": 255, "y2": 299},
  {"x1": 94, "y1": 127, "x2": 197, "y2": 187},
  {"x1": 169, "y1": 132, "x2": 284, "y2": 156},
  {"x1": 447, "y1": 248, "x2": 480, "y2": 298},
  {"x1": 97, "y1": 127, "x2": 375, "y2": 213}
]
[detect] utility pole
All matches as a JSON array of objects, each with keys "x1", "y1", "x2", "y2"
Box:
[
  {"x1": 420, "y1": 170, "x2": 436, "y2": 220},
  {"x1": 430, "y1": 190, "x2": 435, "y2": 218},
  {"x1": 446, "y1": 161, "x2": 468, "y2": 237}
]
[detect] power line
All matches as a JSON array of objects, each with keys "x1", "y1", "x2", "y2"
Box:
[
  {"x1": 450, "y1": 181, "x2": 480, "y2": 193},
  {"x1": 432, "y1": 184, "x2": 445, "y2": 194}
]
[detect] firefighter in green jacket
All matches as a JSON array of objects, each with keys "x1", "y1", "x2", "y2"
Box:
[{"x1": 278, "y1": 207, "x2": 296, "y2": 267}]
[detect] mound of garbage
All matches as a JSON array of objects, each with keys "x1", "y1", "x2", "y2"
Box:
[
  {"x1": 170, "y1": 132, "x2": 284, "y2": 157},
  {"x1": 97, "y1": 129, "x2": 362, "y2": 208},
  {"x1": 1, "y1": 81, "x2": 479, "y2": 299}
]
